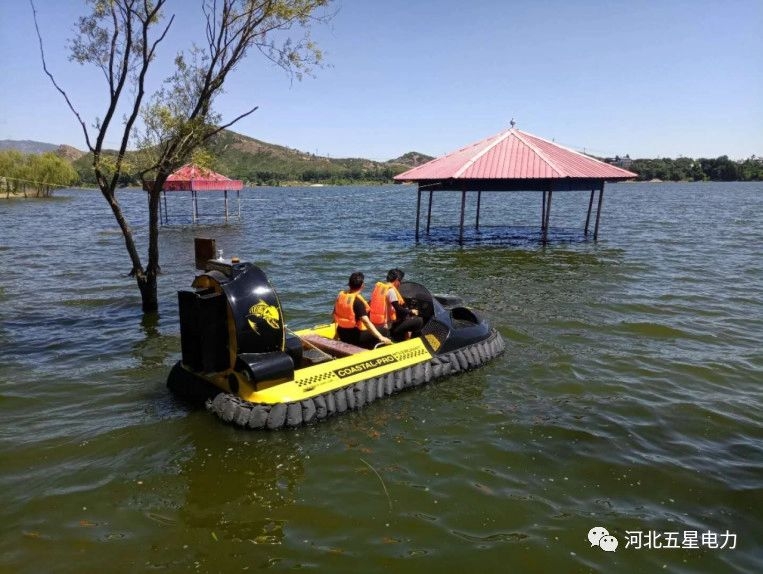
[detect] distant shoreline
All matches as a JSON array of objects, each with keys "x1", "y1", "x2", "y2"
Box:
[{"x1": 3, "y1": 179, "x2": 762, "y2": 201}]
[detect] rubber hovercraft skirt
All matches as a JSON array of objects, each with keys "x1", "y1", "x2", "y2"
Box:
[{"x1": 169, "y1": 328, "x2": 504, "y2": 429}]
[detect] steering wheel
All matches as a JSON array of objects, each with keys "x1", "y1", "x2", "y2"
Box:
[{"x1": 405, "y1": 296, "x2": 432, "y2": 323}]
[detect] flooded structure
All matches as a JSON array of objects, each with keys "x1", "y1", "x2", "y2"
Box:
[
  {"x1": 152, "y1": 164, "x2": 244, "y2": 224},
  {"x1": 393, "y1": 125, "x2": 637, "y2": 243}
]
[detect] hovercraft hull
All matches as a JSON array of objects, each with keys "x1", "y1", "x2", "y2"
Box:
[
  {"x1": 169, "y1": 325, "x2": 504, "y2": 429},
  {"x1": 166, "y1": 253, "x2": 504, "y2": 429}
]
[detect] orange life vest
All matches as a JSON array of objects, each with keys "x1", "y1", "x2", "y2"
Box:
[
  {"x1": 369, "y1": 281, "x2": 405, "y2": 326},
  {"x1": 333, "y1": 291, "x2": 369, "y2": 330}
]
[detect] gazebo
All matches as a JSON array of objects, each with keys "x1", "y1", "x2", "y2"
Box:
[
  {"x1": 393, "y1": 125, "x2": 637, "y2": 243},
  {"x1": 153, "y1": 164, "x2": 244, "y2": 224}
]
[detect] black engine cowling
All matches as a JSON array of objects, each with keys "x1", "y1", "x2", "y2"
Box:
[{"x1": 178, "y1": 262, "x2": 287, "y2": 373}]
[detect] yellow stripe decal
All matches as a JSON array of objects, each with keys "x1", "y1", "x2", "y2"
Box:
[{"x1": 242, "y1": 337, "x2": 433, "y2": 404}]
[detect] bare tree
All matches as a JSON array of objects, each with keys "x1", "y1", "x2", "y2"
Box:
[{"x1": 32, "y1": 0, "x2": 332, "y2": 312}]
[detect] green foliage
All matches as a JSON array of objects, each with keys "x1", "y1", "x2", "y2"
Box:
[
  {"x1": 0, "y1": 150, "x2": 78, "y2": 197},
  {"x1": 628, "y1": 156, "x2": 763, "y2": 182}
]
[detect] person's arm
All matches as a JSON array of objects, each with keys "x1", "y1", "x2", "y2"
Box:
[
  {"x1": 361, "y1": 316, "x2": 391, "y2": 345},
  {"x1": 391, "y1": 300, "x2": 418, "y2": 318}
]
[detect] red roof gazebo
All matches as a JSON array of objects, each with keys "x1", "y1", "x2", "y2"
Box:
[
  {"x1": 154, "y1": 164, "x2": 244, "y2": 224},
  {"x1": 394, "y1": 126, "x2": 637, "y2": 242}
]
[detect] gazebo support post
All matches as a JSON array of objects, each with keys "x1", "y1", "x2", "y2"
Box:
[
  {"x1": 192, "y1": 190, "x2": 198, "y2": 224},
  {"x1": 584, "y1": 189, "x2": 595, "y2": 235},
  {"x1": 542, "y1": 187, "x2": 553, "y2": 243},
  {"x1": 459, "y1": 190, "x2": 467, "y2": 245},
  {"x1": 415, "y1": 185, "x2": 422, "y2": 242},
  {"x1": 224, "y1": 190, "x2": 229, "y2": 223},
  {"x1": 237, "y1": 189, "x2": 241, "y2": 219},
  {"x1": 541, "y1": 190, "x2": 547, "y2": 229},
  {"x1": 426, "y1": 189, "x2": 434, "y2": 234},
  {"x1": 476, "y1": 190, "x2": 482, "y2": 230},
  {"x1": 593, "y1": 184, "x2": 604, "y2": 241}
]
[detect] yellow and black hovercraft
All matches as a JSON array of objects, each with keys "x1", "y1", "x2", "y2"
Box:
[{"x1": 167, "y1": 244, "x2": 505, "y2": 429}]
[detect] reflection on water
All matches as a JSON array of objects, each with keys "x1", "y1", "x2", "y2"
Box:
[
  {"x1": 0, "y1": 182, "x2": 762, "y2": 573},
  {"x1": 374, "y1": 224, "x2": 594, "y2": 246}
]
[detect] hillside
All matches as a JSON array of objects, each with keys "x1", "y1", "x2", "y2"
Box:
[
  {"x1": 1, "y1": 132, "x2": 434, "y2": 187},
  {"x1": 0, "y1": 139, "x2": 87, "y2": 162},
  {"x1": 56, "y1": 144, "x2": 86, "y2": 162},
  {"x1": 0, "y1": 140, "x2": 59, "y2": 154},
  {"x1": 4, "y1": 135, "x2": 761, "y2": 184},
  {"x1": 387, "y1": 151, "x2": 433, "y2": 167},
  {"x1": 202, "y1": 130, "x2": 432, "y2": 185}
]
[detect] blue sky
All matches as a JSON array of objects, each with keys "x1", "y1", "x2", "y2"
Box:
[{"x1": 1, "y1": 0, "x2": 761, "y2": 160}]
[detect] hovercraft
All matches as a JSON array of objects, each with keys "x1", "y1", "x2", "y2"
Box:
[{"x1": 167, "y1": 246, "x2": 505, "y2": 429}]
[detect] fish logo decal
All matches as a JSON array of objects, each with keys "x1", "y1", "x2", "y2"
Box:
[
  {"x1": 424, "y1": 333, "x2": 442, "y2": 352},
  {"x1": 246, "y1": 299, "x2": 281, "y2": 333}
]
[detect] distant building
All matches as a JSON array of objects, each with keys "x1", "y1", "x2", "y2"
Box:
[{"x1": 607, "y1": 155, "x2": 633, "y2": 169}]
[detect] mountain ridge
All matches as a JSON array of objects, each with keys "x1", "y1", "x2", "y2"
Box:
[{"x1": 0, "y1": 131, "x2": 433, "y2": 186}]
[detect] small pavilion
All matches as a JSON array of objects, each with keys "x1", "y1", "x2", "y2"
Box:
[
  {"x1": 393, "y1": 125, "x2": 637, "y2": 243},
  {"x1": 152, "y1": 164, "x2": 244, "y2": 224}
]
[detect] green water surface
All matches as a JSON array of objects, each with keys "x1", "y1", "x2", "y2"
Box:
[{"x1": 1, "y1": 182, "x2": 761, "y2": 573}]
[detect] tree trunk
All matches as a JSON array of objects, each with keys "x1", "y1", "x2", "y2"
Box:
[
  {"x1": 142, "y1": 184, "x2": 163, "y2": 314},
  {"x1": 99, "y1": 187, "x2": 157, "y2": 312},
  {"x1": 136, "y1": 268, "x2": 159, "y2": 313}
]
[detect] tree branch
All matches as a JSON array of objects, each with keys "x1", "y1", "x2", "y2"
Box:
[
  {"x1": 205, "y1": 105, "x2": 259, "y2": 141},
  {"x1": 30, "y1": 0, "x2": 93, "y2": 152},
  {"x1": 110, "y1": 1, "x2": 173, "y2": 191}
]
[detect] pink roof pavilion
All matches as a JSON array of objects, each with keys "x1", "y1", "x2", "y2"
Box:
[
  {"x1": 149, "y1": 164, "x2": 244, "y2": 224},
  {"x1": 393, "y1": 126, "x2": 637, "y2": 242},
  {"x1": 162, "y1": 163, "x2": 243, "y2": 192}
]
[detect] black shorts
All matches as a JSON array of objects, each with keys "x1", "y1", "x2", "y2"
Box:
[{"x1": 390, "y1": 316, "x2": 424, "y2": 341}]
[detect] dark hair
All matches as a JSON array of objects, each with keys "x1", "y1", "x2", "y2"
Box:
[
  {"x1": 387, "y1": 268, "x2": 405, "y2": 282},
  {"x1": 348, "y1": 271, "x2": 364, "y2": 289}
]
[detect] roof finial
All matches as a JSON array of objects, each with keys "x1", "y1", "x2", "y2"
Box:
[{"x1": 509, "y1": 118, "x2": 516, "y2": 128}]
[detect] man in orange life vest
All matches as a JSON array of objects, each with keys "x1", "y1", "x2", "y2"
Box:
[
  {"x1": 369, "y1": 268, "x2": 424, "y2": 342},
  {"x1": 333, "y1": 272, "x2": 392, "y2": 349}
]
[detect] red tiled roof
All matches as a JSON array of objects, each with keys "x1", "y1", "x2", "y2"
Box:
[
  {"x1": 162, "y1": 164, "x2": 243, "y2": 191},
  {"x1": 394, "y1": 128, "x2": 637, "y2": 182}
]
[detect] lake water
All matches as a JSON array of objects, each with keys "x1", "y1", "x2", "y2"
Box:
[{"x1": 1, "y1": 182, "x2": 761, "y2": 573}]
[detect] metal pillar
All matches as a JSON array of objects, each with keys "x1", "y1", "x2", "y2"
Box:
[
  {"x1": 426, "y1": 189, "x2": 434, "y2": 233},
  {"x1": 237, "y1": 189, "x2": 241, "y2": 219},
  {"x1": 192, "y1": 190, "x2": 198, "y2": 223},
  {"x1": 593, "y1": 185, "x2": 604, "y2": 241},
  {"x1": 224, "y1": 189, "x2": 229, "y2": 223},
  {"x1": 584, "y1": 189, "x2": 595, "y2": 235},
  {"x1": 415, "y1": 185, "x2": 422, "y2": 242},
  {"x1": 459, "y1": 190, "x2": 467, "y2": 245},
  {"x1": 476, "y1": 190, "x2": 482, "y2": 230},
  {"x1": 542, "y1": 188, "x2": 553, "y2": 243},
  {"x1": 541, "y1": 190, "x2": 547, "y2": 229}
]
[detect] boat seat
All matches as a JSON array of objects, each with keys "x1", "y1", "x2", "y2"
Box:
[{"x1": 301, "y1": 334, "x2": 366, "y2": 357}]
